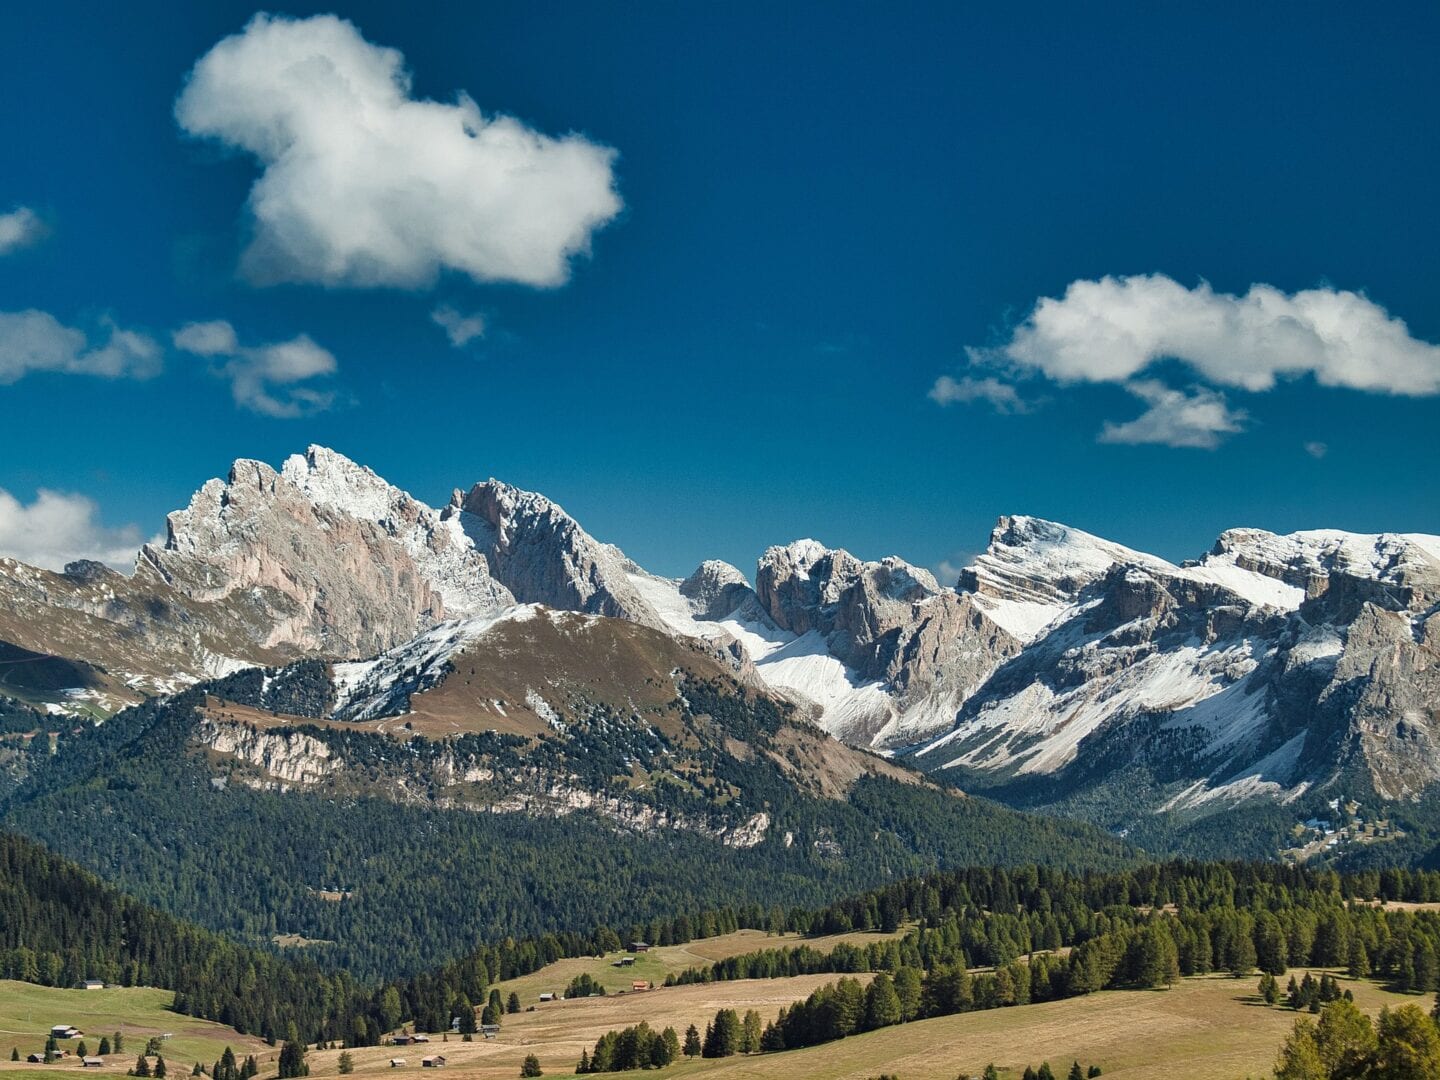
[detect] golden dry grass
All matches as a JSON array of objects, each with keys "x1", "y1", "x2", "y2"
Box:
[
  {"x1": 306, "y1": 971, "x2": 1423, "y2": 1080},
  {"x1": 491, "y1": 928, "x2": 906, "y2": 1003}
]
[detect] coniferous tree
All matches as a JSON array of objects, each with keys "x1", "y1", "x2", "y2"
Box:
[
  {"x1": 683, "y1": 1025, "x2": 701, "y2": 1058},
  {"x1": 155, "y1": 1056, "x2": 167, "y2": 1078},
  {"x1": 338, "y1": 1053, "x2": 354, "y2": 1075},
  {"x1": 277, "y1": 1040, "x2": 307, "y2": 1079},
  {"x1": 134, "y1": 1056, "x2": 151, "y2": 1078},
  {"x1": 506, "y1": 992, "x2": 521, "y2": 1014},
  {"x1": 519, "y1": 1054, "x2": 542, "y2": 1077},
  {"x1": 100, "y1": 1038, "x2": 112, "y2": 1056}
]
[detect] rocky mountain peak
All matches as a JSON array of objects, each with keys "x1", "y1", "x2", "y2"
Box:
[
  {"x1": 679, "y1": 560, "x2": 753, "y2": 620},
  {"x1": 959, "y1": 514, "x2": 1171, "y2": 607},
  {"x1": 457, "y1": 479, "x2": 664, "y2": 628}
]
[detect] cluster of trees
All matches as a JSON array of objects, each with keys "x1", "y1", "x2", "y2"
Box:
[
  {"x1": 208, "y1": 1047, "x2": 258, "y2": 1080},
  {"x1": 563, "y1": 973, "x2": 606, "y2": 998},
  {"x1": 1274, "y1": 999, "x2": 1440, "y2": 1078},
  {"x1": 762, "y1": 973, "x2": 917, "y2": 1050},
  {"x1": 575, "y1": 1022, "x2": 680, "y2": 1072}
]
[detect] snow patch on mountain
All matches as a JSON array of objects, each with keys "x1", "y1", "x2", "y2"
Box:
[{"x1": 333, "y1": 606, "x2": 537, "y2": 720}]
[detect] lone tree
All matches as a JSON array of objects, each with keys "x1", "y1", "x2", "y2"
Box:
[
  {"x1": 338, "y1": 1053, "x2": 354, "y2": 1075},
  {"x1": 155, "y1": 1056, "x2": 168, "y2": 1079},
  {"x1": 519, "y1": 1053, "x2": 542, "y2": 1077},
  {"x1": 277, "y1": 1040, "x2": 308, "y2": 1079}
]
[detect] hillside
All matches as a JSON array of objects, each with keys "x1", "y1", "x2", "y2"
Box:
[
  {"x1": 0, "y1": 615, "x2": 1133, "y2": 979},
  {"x1": 0, "y1": 980, "x2": 271, "y2": 1071}
]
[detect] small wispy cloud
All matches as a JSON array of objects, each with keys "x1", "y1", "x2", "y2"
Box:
[
  {"x1": 1304, "y1": 441, "x2": 1328, "y2": 459},
  {"x1": 174, "y1": 319, "x2": 338, "y2": 418},
  {"x1": 0, "y1": 310, "x2": 161, "y2": 385},
  {"x1": 1098, "y1": 381, "x2": 1247, "y2": 450},
  {"x1": 0, "y1": 207, "x2": 45, "y2": 255},
  {"x1": 431, "y1": 305, "x2": 486, "y2": 347},
  {"x1": 927, "y1": 374, "x2": 1032, "y2": 414}
]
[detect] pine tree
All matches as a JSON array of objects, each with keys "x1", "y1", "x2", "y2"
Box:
[
  {"x1": 155, "y1": 1056, "x2": 168, "y2": 1078},
  {"x1": 135, "y1": 1056, "x2": 151, "y2": 1078},
  {"x1": 683, "y1": 1025, "x2": 701, "y2": 1058},
  {"x1": 506, "y1": 992, "x2": 521, "y2": 1015},
  {"x1": 115, "y1": 1034, "x2": 125, "y2": 1054},
  {"x1": 338, "y1": 1053, "x2": 354, "y2": 1075},
  {"x1": 519, "y1": 1054, "x2": 542, "y2": 1078},
  {"x1": 10, "y1": 1049, "x2": 18, "y2": 1062},
  {"x1": 741, "y1": 1010, "x2": 762, "y2": 1053},
  {"x1": 100, "y1": 1038, "x2": 113, "y2": 1056},
  {"x1": 1348, "y1": 938, "x2": 1371, "y2": 980},
  {"x1": 277, "y1": 1040, "x2": 307, "y2": 1080},
  {"x1": 77, "y1": 1041, "x2": 89, "y2": 1058},
  {"x1": 1068, "y1": 1062, "x2": 1084, "y2": 1080}
]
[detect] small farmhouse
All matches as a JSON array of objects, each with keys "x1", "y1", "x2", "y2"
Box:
[
  {"x1": 51, "y1": 1026, "x2": 82, "y2": 1040},
  {"x1": 628, "y1": 941, "x2": 650, "y2": 952},
  {"x1": 537, "y1": 993, "x2": 554, "y2": 1002},
  {"x1": 80, "y1": 980, "x2": 105, "y2": 991},
  {"x1": 479, "y1": 1025, "x2": 499, "y2": 1039},
  {"x1": 82, "y1": 1058, "x2": 105, "y2": 1068},
  {"x1": 390, "y1": 1036, "x2": 413, "y2": 1046},
  {"x1": 26, "y1": 1053, "x2": 44, "y2": 1064},
  {"x1": 420, "y1": 1056, "x2": 446, "y2": 1068},
  {"x1": 631, "y1": 980, "x2": 648, "y2": 992}
]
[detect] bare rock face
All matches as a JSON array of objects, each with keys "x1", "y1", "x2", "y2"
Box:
[
  {"x1": 754, "y1": 539, "x2": 1023, "y2": 745},
  {"x1": 454, "y1": 480, "x2": 666, "y2": 629},
  {"x1": 680, "y1": 560, "x2": 753, "y2": 620},
  {"x1": 138, "y1": 454, "x2": 509, "y2": 658}
]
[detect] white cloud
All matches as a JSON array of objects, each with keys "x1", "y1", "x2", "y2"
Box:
[
  {"x1": 431, "y1": 305, "x2": 486, "y2": 347},
  {"x1": 1304, "y1": 440, "x2": 1328, "y2": 459},
  {"x1": 0, "y1": 207, "x2": 45, "y2": 255},
  {"x1": 0, "y1": 487, "x2": 150, "y2": 572},
  {"x1": 173, "y1": 319, "x2": 338, "y2": 418},
  {"x1": 928, "y1": 374, "x2": 1032, "y2": 413},
  {"x1": 988, "y1": 274, "x2": 1440, "y2": 395},
  {"x1": 0, "y1": 310, "x2": 162, "y2": 385},
  {"x1": 1098, "y1": 381, "x2": 1247, "y2": 449},
  {"x1": 175, "y1": 14, "x2": 622, "y2": 289}
]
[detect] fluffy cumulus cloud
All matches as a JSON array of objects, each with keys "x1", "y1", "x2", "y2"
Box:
[
  {"x1": 940, "y1": 274, "x2": 1440, "y2": 449},
  {"x1": 431, "y1": 305, "x2": 486, "y2": 347},
  {"x1": 0, "y1": 488, "x2": 149, "y2": 571},
  {"x1": 0, "y1": 207, "x2": 45, "y2": 255},
  {"x1": 175, "y1": 14, "x2": 622, "y2": 289},
  {"x1": 174, "y1": 319, "x2": 338, "y2": 418},
  {"x1": 927, "y1": 374, "x2": 1031, "y2": 414},
  {"x1": 1098, "y1": 381, "x2": 1247, "y2": 450},
  {"x1": 0, "y1": 310, "x2": 162, "y2": 384},
  {"x1": 992, "y1": 274, "x2": 1440, "y2": 395}
]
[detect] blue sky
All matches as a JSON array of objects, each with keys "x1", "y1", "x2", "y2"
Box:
[{"x1": 1, "y1": 2, "x2": 1438, "y2": 578}]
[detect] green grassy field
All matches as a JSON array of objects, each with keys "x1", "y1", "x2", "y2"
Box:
[
  {"x1": 491, "y1": 927, "x2": 906, "y2": 1004},
  {"x1": 0, "y1": 981, "x2": 272, "y2": 1077}
]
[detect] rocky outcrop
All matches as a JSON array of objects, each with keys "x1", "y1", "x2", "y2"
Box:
[{"x1": 454, "y1": 480, "x2": 666, "y2": 628}]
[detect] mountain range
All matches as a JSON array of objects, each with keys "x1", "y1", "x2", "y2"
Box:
[{"x1": 2, "y1": 445, "x2": 1437, "y2": 852}]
